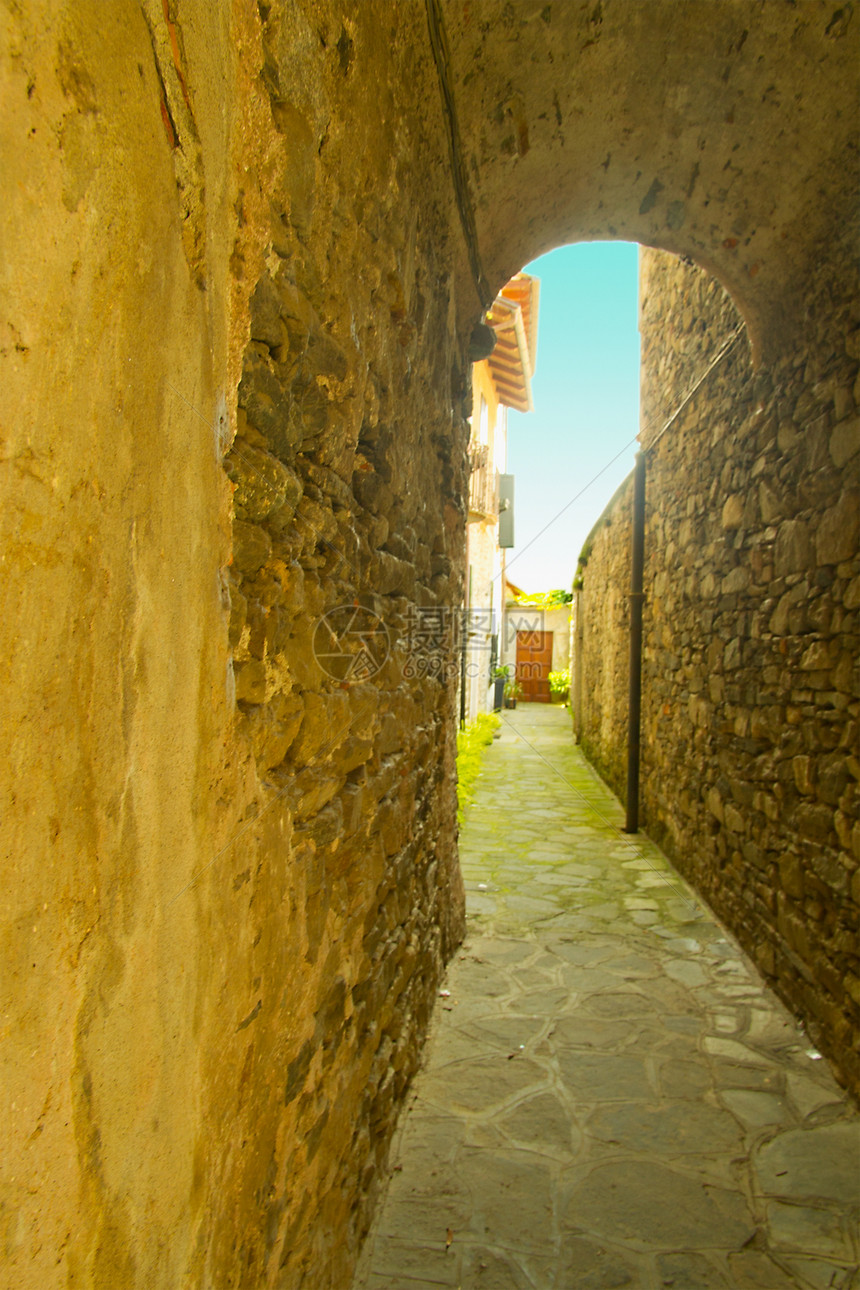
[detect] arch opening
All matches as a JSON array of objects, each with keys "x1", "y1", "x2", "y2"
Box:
[{"x1": 460, "y1": 222, "x2": 858, "y2": 1105}]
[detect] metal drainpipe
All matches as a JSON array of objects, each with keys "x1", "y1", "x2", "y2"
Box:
[{"x1": 624, "y1": 451, "x2": 646, "y2": 833}]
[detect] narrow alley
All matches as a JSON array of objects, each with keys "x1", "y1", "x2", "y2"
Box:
[{"x1": 354, "y1": 707, "x2": 860, "y2": 1290}]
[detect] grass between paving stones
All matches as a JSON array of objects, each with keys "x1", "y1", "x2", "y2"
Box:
[{"x1": 456, "y1": 711, "x2": 501, "y2": 824}]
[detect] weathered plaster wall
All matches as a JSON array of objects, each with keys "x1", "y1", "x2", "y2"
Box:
[
  {"x1": 577, "y1": 245, "x2": 860, "y2": 1095},
  {"x1": 543, "y1": 605, "x2": 572, "y2": 675},
  {"x1": 1, "y1": 3, "x2": 277, "y2": 1285}
]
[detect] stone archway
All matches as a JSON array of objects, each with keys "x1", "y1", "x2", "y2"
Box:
[{"x1": 441, "y1": 0, "x2": 858, "y2": 363}]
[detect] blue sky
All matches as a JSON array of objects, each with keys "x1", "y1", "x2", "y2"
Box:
[{"x1": 504, "y1": 242, "x2": 641, "y2": 594}]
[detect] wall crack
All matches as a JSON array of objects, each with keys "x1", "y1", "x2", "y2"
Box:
[{"x1": 139, "y1": 0, "x2": 206, "y2": 284}]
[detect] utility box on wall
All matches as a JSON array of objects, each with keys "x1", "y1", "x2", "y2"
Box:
[{"x1": 499, "y1": 474, "x2": 515, "y2": 548}]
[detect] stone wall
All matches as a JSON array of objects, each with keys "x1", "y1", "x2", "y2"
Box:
[
  {"x1": 216, "y1": 9, "x2": 473, "y2": 1282},
  {"x1": 572, "y1": 477, "x2": 634, "y2": 800},
  {"x1": 1, "y1": 4, "x2": 470, "y2": 1288},
  {"x1": 639, "y1": 250, "x2": 744, "y2": 443},
  {"x1": 576, "y1": 245, "x2": 860, "y2": 1096}
]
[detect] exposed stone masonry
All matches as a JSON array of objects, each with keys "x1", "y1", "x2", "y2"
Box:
[
  {"x1": 639, "y1": 247, "x2": 745, "y2": 442},
  {"x1": 220, "y1": 260, "x2": 468, "y2": 1284},
  {"x1": 206, "y1": 8, "x2": 473, "y2": 1284},
  {"x1": 576, "y1": 245, "x2": 860, "y2": 1097}
]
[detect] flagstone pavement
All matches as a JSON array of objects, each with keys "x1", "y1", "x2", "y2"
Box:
[{"x1": 352, "y1": 705, "x2": 860, "y2": 1290}]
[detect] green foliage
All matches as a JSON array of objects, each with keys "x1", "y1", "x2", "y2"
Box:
[
  {"x1": 456, "y1": 711, "x2": 501, "y2": 823},
  {"x1": 548, "y1": 669, "x2": 570, "y2": 700},
  {"x1": 504, "y1": 678, "x2": 523, "y2": 701},
  {"x1": 513, "y1": 588, "x2": 573, "y2": 607}
]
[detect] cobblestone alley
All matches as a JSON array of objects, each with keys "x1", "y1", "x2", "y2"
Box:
[{"x1": 354, "y1": 706, "x2": 860, "y2": 1290}]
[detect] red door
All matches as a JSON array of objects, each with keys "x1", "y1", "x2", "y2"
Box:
[{"x1": 516, "y1": 630, "x2": 553, "y2": 702}]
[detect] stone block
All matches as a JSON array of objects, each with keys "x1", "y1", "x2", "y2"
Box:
[
  {"x1": 778, "y1": 853, "x2": 805, "y2": 899},
  {"x1": 808, "y1": 848, "x2": 850, "y2": 895},
  {"x1": 815, "y1": 488, "x2": 860, "y2": 566},
  {"x1": 777, "y1": 420, "x2": 800, "y2": 452},
  {"x1": 799, "y1": 640, "x2": 834, "y2": 671},
  {"x1": 353, "y1": 469, "x2": 394, "y2": 515},
  {"x1": 851, "y1": 870, "x2": 860, "y2": 905},
  {"x1": 234, "y1": 659, "x2": 268, "y2": 705},
  {"x1": 793, "y1": 802, "x2": 836, "y2": 844},
  {"x1": 817, "y1": 754, "x2": 849, "y2": 806},
  {"x1": 292, "y1": 770, "x2": 342, "y2": 823},
  {"x1": 238, "y1": 349, "x2": 300, "y2": 455},
  {"x1": 728, "y1": 776, "x2": 755, "y2": 806},
  {"x1": 722, "y1": 566, "x2": 750, "y2": 594},
  {"x1": 296, "y1": 495, "x2": 338, "y2": 546},
  {"x1": 340, "y1": 783, "x2": 365, "y2": 839},
  {"x1": 303, "y1": 328, "x2": 349, "y2": 383},
  {"x1": 742, "y1": 839, "x2": 768, "y2": 870},
  {"x1": 723, "y1": 637, "x2": 743, "y2": 670},
  {"x1": 828, "y1": 414, "x2": 859, "y2": 468},
  {"x1": 774, "y1": 519, "x2": 814, "y2": 577},
  {"x1": 831, "y1": 652, "x2": 856, "y2": 699},
  {"x1": 293, "y1": 798, "x2": 343, "y2": 850},
  {"x1": 232, "y1": 520, "x2": 273, "y2": 573},
  {"x1": 249, "y1": 272, "x2": 287, "y2": 350},
  {"x1": 724, "y1": 803, "x2": 747, "y2": 834},
  {"x1": 722, "y1": 494, "x2": 745, "y2": 528},
  {"x1": 749, "y1": 707, "x2": 784, "y2": 740},
  {"x1": 758, "y1": 479, "x2": 783, "y2": 523},
  {"x1": 228, "y1": 583, "x2": 248, "y2": 647},
  {"x1": 244, "y1": 690, "x2": 304, "y2": 769},
  {"x1": 227, "y1": 440, "x2": 303, "y2": 523},
  {"x1": 340, "y1": 737, "x2": 374, "y2": 773},
  {"x1": 769, "y1": 591, "x2": 793, "y2": 635},
  {"x1": 290, "y1": 693, "x2": 329, "y2": 766},
  {"x1": 792, "y1": 756, "x2": 814, "y2": 795}
]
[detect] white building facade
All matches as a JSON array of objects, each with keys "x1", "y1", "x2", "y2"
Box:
[{"x1": 462, "y1": 274, "x2": 539, "y2": 724}]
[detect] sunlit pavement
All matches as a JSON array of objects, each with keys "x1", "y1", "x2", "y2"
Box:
[{"x1": 353, "y1": 705, "x2": 860, "y2": 1290}]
